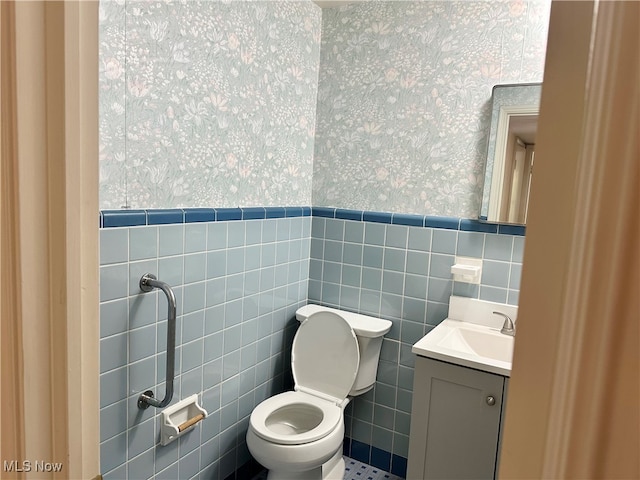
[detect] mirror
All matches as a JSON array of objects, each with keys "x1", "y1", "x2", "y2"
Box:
[{"x1": 480, "y1": 83, "x2": 542, "y2": 225}]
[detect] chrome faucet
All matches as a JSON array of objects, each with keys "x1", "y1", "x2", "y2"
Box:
[{"x1": 493, "y1": 311, "x2": 516, "y2": 336}]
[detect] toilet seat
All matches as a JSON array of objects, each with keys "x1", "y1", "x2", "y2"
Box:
[
  {"x1": 249, "y1": 391, "x2": 342, "y2": 445},
  {"x1": 249, "y1": 311, "x2": 360, "y2": 446}
]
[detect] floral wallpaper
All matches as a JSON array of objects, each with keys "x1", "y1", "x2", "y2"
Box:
[
  {"x1": 99, "y1": 0, "x2": 322, "y2": 209},
  {"x1": 312, "y1": 0, "x2": 551, "y2": 218},
  {"x1": 100, "y1": 0, "x2": 550, "y2": 216}
]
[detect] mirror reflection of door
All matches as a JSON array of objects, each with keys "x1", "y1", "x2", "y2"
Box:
[
  {"x1": 498, "y1": 115, "x2": 537, "y2": 224},
  {"x1": 481, "y1": 83, "x2": 542, "y2": 225}
]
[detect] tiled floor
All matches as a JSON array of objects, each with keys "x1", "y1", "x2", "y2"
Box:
[
  {"x1": 344, "y1": 457, "x2": 404, "y2": 480},
  {"x1": 251, "y1": 456, "x2": 403, "y2": 480}
]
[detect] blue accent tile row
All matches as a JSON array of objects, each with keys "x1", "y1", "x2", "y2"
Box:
[
  {"x1": 337, "y1": 209, "x2": 363, "y2": 221},
  {"x1": 391, "y1": 213, "x2": 423, "y2": 227},
  {"x1": 215, "y1": 207, "x2": 242, "y2": 221},
  {"x1": 102, "y1": 209, "x2": 147, "y2": 228},
  {"x1": 147, "y1": 209, "x2": 184, "y2": 225},
  {"x1": 324, "y1": 208, "x2": 524, "y2": 235},
  {"x1": 460, "y1": 218, "x2": 498, "y2": 233},
  {"x1": 425, "y1": 215, "x2": 460, "y2": 230},
  {"x1": 100, "y1": 206, "x2": 524, "y2": 236},
  {"x1": 498, "y1": 223, "x2": 526, "y2": 236},
  {"x1": 184, "y1": 208, "x2": 216, "y2": 223},
  {"x1": 241, "y1": 207, "x2": 266, "y2": 220},
  {"x1": 363, "y1": 211, "x2": 393, "y2": 224},
  {"x1": 390, "y1": 455, "x2": 408, "y2": 478},
  {"x1": 100, "y1": 206, "x2": 312, "y2": 228},
  {"x1": 311, "y1": 206, "x2": 335, "y2": 218},
  {"x1": 266, "y1": 206, "x2": 286, "y2": 218},
  {"x1": 370, "y1": 446, "x2": 392, "y2": 472},
  {"x1": 285, "y1": 206, "x2": 304, "y2": 218}
]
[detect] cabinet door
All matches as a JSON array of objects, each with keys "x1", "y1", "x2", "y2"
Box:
[{"x1": 407, "y1": 357, "x2": 505, "y2": 480}]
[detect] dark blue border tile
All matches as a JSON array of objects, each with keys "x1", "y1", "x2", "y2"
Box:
[
  {"x1": 370, "y1": 446, "x2": 392, "y2": 472},
  {"x1": 343, "y1": 437, "x2": 352, "y2": 457},
  {"x1": 335, "y1": 209, "x2": 363, "y2": 221},
  {"x1": 146, "y1": 209, "x2": 184, "y2": 225},
  {"x1": 391, "y1": 454, "x2": 408, "y2": 478},
  {"x1": 241, "y1": 207, "x2": 265, "y2": 220},
  {"x1": 98, "y1": 207, "x2": 529, "y2": 247},
  {"x1": 285, "y1": 206, "x2": 303, "y2": 218},
  {"x1": 425, "y1": 215, "x2": 460, "y2": 230},
  {"x1": 311, "y1": 207, "x2": 335, "y2": 218},
  {"x1": 363, "y1": 211, "x2": 392, "y2": 224},
  {"x1": 264, "y1": 206, "x2": 286, "y2": 219},
  {"x1": 498, "y1": 223, "x2": 526, "y2": 236},
  {"x1": 350, "y1": 439, "x2": 370, "y2": 464},
  {"x1": 460, "y1": 218, "x2": 498, "y2": 233},
  {"x1": 392, "y1": 213, "x2": 424, "y2": 227},
  {"x1": 232, "y1": 459, "x2": 263, "y2": 480},
  {"x1": 215, "y1": 207, "x2": 242, "y2": 221},
  {"x1": 343, "y1": 439, "x2": 397, "y2": 476},
  {"x1": 183, "y1": 208, "x2": 216, "y2": 223},
  {"x1": 99, "y1": 205, "x2": 311, "y2": 227},
  {"x1": 102, "y1": 210, "x2": 147, "y2": 228}
]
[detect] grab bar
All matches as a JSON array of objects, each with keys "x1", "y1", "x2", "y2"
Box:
[{"x1": 137, "y1": 273, "x2": 176, "y2": 410}]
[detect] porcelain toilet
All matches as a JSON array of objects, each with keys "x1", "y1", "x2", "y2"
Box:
[{"x1": 246, "y1": 305, "x2": 392, "y2": 480}]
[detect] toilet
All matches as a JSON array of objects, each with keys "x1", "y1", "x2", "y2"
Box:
[{"x1": 246, "y1": 305, "x2": 392, "y2": 480}]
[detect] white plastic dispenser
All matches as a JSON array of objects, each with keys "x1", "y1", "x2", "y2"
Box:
[
  {"x1": 451, "y1": 256, "x2": 483, "y2": 284},
  {"x1": 160, "y1": 394, "x2": 208, "y2": 446}
]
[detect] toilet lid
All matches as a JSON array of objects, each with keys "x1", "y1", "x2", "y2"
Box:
[{"x1": 292, "y1": 311, "x2": 360, "y2": 402}]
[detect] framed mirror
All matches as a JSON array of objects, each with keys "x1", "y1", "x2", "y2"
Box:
[{"x1": 480, "y1": 83, "x2": 542, "y2": 225}]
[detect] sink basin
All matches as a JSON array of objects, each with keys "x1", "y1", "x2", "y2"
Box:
[
  {"x1": 438, "y1": 326, "x2": 514, "y2": 363},
  {"x1": 413, "y1": 319, "x2": 514, "y2": 376}
]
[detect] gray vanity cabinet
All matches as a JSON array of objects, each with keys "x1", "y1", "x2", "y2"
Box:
[{"x1": 407, "y1": 356, "x2": 508, "y2": 480}]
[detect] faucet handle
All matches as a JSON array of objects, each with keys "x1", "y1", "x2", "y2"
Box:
[{"x1": 493, "y1": 311, "x2": 515, "y2": 336}]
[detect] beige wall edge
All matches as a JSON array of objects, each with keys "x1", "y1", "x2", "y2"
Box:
[
  {"x1": 499, "y1": 1, "x2": 639, "y2": 478},
  {"x1": 64, "y1": 2, "x2": 100, "y2": 478},
  {"x1": 2, "y1": 1, "x2": 100, "y2": 478},
  {"x1": 1, "y1": 1, "x2": 26, "y2": 473}
]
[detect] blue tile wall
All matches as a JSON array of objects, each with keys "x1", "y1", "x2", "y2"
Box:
[
  {"x1": 99, "y1": 213, "x2": 311, "y2": 479},
  {"x1": 307, "y1": 211, "x2": 523, "y2": 476},
  {"x1": 100, "y1": 206, "x2": 523, "y2": 479}
]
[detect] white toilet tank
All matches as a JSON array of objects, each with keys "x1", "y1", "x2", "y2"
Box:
[{"x1": 295, "y1": 305, "x2": 392, "y2": 396}]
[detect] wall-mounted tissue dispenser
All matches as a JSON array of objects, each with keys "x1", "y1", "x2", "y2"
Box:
[{"x1": 451, "y1": 257, "x2": 483, "y2": 284}]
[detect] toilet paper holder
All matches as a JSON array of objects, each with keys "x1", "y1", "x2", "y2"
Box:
[{"x1": 160, "y1": 394, "x2": 208, "y2": 446}]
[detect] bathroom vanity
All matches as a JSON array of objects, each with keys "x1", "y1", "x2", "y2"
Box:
[
  {"x1": 407, "y1": 296, "x2": 516, "y2": 480},
  {"x1": 407, "y1": 356, "x2": 508, "y2": 479}
]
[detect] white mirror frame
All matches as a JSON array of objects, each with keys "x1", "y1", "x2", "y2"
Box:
[{"x1": 487, "y1": 104, "x2": 540, "y2": 221}]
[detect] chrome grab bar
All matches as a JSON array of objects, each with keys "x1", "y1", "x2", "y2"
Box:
[{"x1": 137, "y1": 273, "x2": 176, "y2": 409}]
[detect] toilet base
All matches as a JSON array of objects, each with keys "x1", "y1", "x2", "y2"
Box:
[
  {"x1": 322, "y1": 450, "x2": 345, "y2": 480},
  {"x1": 265, "y1": 449, "x2": 345, "y2": 480}
]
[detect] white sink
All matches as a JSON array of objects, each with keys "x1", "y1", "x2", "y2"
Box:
[
  {"x1": 438, "y1": 325, "x2": 514, "y2": 363},
  {"x1": 412, "y1": 296, "x2": 517, "y2": 376}
]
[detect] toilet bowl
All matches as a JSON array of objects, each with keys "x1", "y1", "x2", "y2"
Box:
[
  {"x1": 246, "y1": 306, "x2": 392, "y2": 480},
  {"x1": 246, "y1": 391, "x2": 346, "y2": 479}
]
